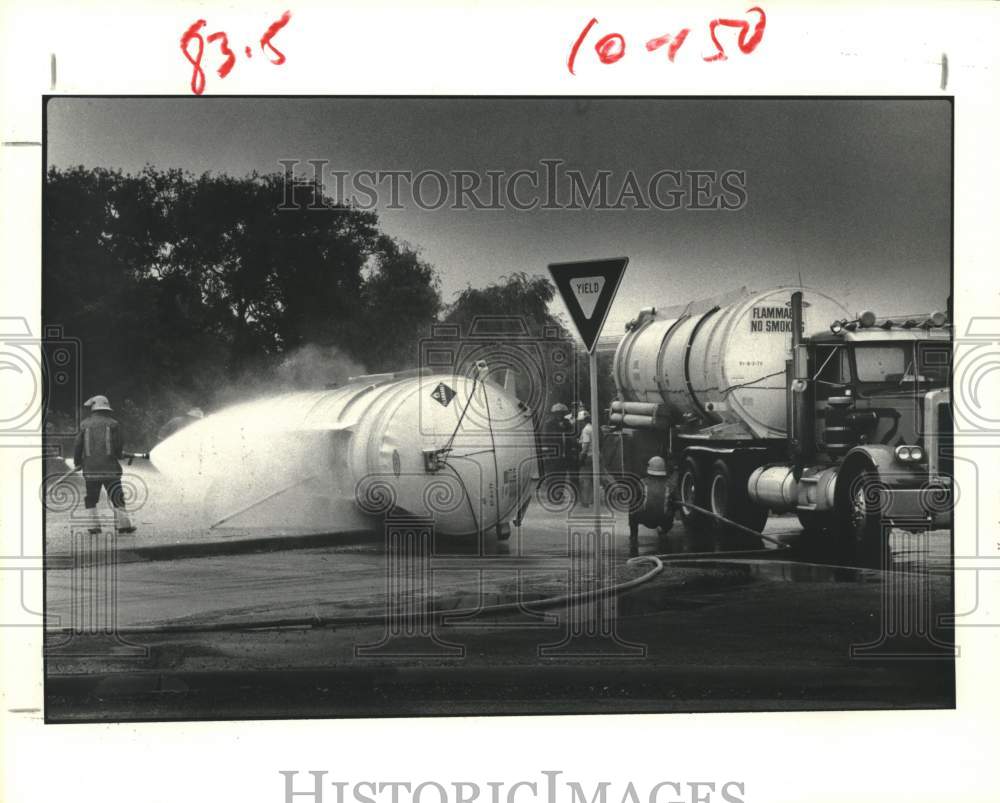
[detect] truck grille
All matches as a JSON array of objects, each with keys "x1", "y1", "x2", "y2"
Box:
[{"x1": 937, "y1": 401, "x2": 953, "y2": 478}]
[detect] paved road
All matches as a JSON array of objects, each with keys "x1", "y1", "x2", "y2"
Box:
[
  {"x1": 44, "y1": 505, "x2": 954, "y2": 720},
  {"x1": 46, "y1": 500, "x2": 948, "y2": 629}
]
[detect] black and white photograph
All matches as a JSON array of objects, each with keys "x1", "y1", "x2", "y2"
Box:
[{"x1": 38, "y1": 95, "x2": 957, "y2": 722}]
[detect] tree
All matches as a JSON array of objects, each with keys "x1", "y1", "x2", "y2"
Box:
[
  {"x1": 44, "y1": 166, "x2": 189, "y2": 433},
  {"x1": 43, "y1": 166, "x2": 442, "y2": 446},
  {"x1": 353, "y1": 235, "x2": 442, "y2": 372},
  {"x1": 440, "y1": 272, "x2": 619, "y2": 421},
  {"x1": 442, "y1": 273, "x2": 579, "y2": 416},
  {"x1": 443, "y1": 272, "x2": 558, "y2": 332},
  {"x1": 164, "y1": 171, "x2": 382, "y2": 368}
]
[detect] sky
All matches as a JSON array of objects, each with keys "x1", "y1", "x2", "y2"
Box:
[{"x1": 47, "y1": 97, "x2": 952, "y2": 337}]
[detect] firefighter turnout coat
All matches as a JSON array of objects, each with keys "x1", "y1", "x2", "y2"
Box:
[{"x1": 74, "y1": 411, "x2": 125, "y2": 477}]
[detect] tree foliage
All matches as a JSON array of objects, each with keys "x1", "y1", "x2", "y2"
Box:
[
  {"x1": 354, "y1": 235, "x2": 442, "y2": 371},
  {"x1": 443, "y1": 272, "x2": 558, "y2": 332},
  {"x1": 43, "y1": 168, "x2": 614, "y2": 451},
  {"x1": 441, "y1": 272, "x2": 594, "y2": 416},
  {"x1": 441, "y1": 272, "x2": 618, "y2": 420},
  {"x1": 44, "y1": 166, "x2": 441, "y2": 446}
]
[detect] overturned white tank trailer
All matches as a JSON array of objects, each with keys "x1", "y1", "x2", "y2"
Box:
[{"x1": 151, "y1": 368, "x2": 538, "y2": 538}]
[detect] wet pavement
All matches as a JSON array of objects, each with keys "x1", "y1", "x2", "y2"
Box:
[
  {"x1": 45, "y1": 548, "x2": 955, "y2": 718},
  {"x1": 43, "y1": 479, "x2": 955, "y2": 719},
  {"x1": 44, "y1": 491, "x2": 949, "y2": 630}
]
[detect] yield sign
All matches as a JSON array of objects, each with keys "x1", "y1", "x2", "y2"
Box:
[{"x1": 548, "y1": 258, "x2": 628, "y2": 353}]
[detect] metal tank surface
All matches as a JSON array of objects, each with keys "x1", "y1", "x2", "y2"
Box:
[
  {"x1": 613, "y1": 286, "x2": 849, "y2": 438},
  {"x1": 151, "y1": 370, "x2": 538, "y2": 537}
]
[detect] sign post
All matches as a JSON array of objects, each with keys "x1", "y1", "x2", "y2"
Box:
[
  {"x1": 548, "y1": 258, "x2": 628, "y2": 512},
  {"x1": 588, "y1": 346, "x2": 600, "y2": 511}
]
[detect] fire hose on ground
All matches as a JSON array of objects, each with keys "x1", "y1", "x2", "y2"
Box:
[
  {"x1": 675, "y1": 501, "x2": 791, "y2": 551},
  {"x1": 209, "y1": 474, "x2": 320, "y2": 530},
  {"x1": 45, "y1": 503, "x2": 786, "y2": 637}
]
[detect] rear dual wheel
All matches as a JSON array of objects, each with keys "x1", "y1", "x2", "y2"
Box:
[
  {"x1": 679, "y1": 454, "x2": 767, "y2": 549},
  {"x1": 708, "y1": 459, "x2": 767, "y2": 549},
  {"x1": 679, "y1": 456, "x2": 708, "y2": 531}
]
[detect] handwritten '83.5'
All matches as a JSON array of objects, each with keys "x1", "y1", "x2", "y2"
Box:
[{"x1": 181, "y1": 11, "x2": 291, "y2": 95}]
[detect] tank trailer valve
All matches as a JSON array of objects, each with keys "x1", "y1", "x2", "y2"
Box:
[
  {"x1": 474, "y1": 359, "x2": 490, "y2": 382},
  {"x1": 422, "y1": 447, "x2": 451, "y2": 473}
]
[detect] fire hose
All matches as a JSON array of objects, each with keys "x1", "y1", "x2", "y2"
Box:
[
  {"x1": 209, "y1": 474, "x2": 320, "y2": 530},
  {"x1": 675, "y1": 501, "x2": 791, "y2": 551},
  {"x1": 52, "y1": 554, "x2": 667, "y2": 636},
  {"x1": 45, "y1": 505, "x2": 785, "y2": 636},
  {"x1": 49, "y1": 452, "x2": 150, "y2": 487}
]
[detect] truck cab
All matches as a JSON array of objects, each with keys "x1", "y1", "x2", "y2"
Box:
[{"x1": 799, "y1": 313, "x2": 953, "y2": 543}]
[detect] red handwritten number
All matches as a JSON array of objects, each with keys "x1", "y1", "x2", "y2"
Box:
[
  {"x1": 595, "y1": 32, "x2": 626, "y2": 64},
  {"x1": 568, "y1": 17, "x2": 598, "y2": 75},
  {"x1": 567, "y1": 18, "x2": 627, "y2": 73},
  {"x1": 704, "y1": 6, "x2": 766, "y2": 62},
  {"x1": 207, "y1": 31, "x2": 237, "y2": 78},
  {"x1": 181, "y1": 20, "x2": 207, "y2": 95},
  {"x1": 645, "y1": 28, "x2": 691, "y2": 62},
  {"x1": 182, "y1": 12, "x2": 292, "y2": 94},
  {"x1": 261, "y1": 10, "x2": 292, "y2": 64},
  {"x1": 736, "y1": 6, "x2": 767, "y2": 52}
]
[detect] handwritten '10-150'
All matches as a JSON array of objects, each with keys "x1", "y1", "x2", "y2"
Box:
[{"x1": 568, "y1": 7, "x2": 766, "y2": 74}]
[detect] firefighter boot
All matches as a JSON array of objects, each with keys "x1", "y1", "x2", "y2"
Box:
[
  {"x1": 114, "y1": 506, "x2": 136, "y2": 535},
  {"x1": 85, "y1": 506, "x2": 102, "y2": 535}
]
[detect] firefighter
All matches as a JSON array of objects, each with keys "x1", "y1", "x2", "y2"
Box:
[
  {"x1": 576, "y1": 409, "x2": 594, "y2": 505},
  {"x1": 74, "y1": 395, "x2": 135, "y2": 535},
  {"x1": 541, "y1": 402, "x2": 571, "y2": 475},
  {"x1": 562, "y1": 403, "x2": 580, "y2": 468},
  {"x1": 564, "y1": 401, "x2": 583, "y2": 434},
  {"x1": 157, "y1": 406, "x2": 205, "y2": 443},
  {"x1": 628, "y1": 456, "x2": 677, "y2": 545}
]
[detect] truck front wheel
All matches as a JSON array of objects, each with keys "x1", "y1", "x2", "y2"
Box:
[{"x1": 836, "y1": 468, "x2": 889, "y2": 568}]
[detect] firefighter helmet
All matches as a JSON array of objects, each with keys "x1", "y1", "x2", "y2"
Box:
[
  {"x1": 646, "y1": 456, "x2": 667, "y2": 477},
  {"x1": 551, "y1": 403, "x2": 569, "y2": 414},
  {"x1": 84, "y1": 395, "x2": 112, "y2": 412}
]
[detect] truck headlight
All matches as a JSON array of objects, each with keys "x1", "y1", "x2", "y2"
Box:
[{"x1": 895, "y1": 444, "x2": 925, "y2": 462}]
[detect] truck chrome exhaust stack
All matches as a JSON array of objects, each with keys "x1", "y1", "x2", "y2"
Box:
[{"x1": 789, "y1": 290, "x2": 815, "y2": 464}]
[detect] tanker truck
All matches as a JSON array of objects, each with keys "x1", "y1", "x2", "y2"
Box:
[{"x1": 605, "y1": 285, "x2": 952, "y2": 562}]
